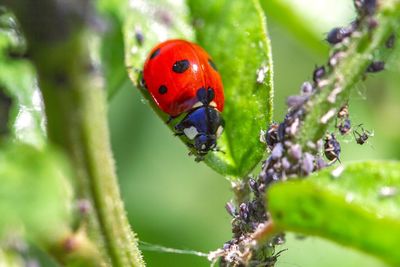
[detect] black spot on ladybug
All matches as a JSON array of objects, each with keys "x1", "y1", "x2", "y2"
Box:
[
  {"x1": 150, "y1": 48, "x2": 160, "y2": 59},
  {"x1": 158, "y1": 85, "x2": 168, "y2": 94},
  {"x1": 172, "y1": 59, "x2": 190, "y2": 73},
  {"x1": 208, "y1": 59, "x2": 218, "y2": 71}
]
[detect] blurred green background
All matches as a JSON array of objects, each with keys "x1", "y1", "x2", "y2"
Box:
[{"x1": 107, "y1": 0, "x2": 399, "y2": 266}]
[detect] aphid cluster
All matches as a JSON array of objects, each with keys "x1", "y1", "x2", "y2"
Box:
[{"x1": 218, "y1": 0, "x2": 389, "y2": 265}]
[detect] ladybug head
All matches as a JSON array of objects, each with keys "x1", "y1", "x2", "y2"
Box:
[
  {"x1": 175, "y1": 105, "x2": 224, "y2": 159},
  {"x1": 194, "y1": 133, "x2": 217, "y2": 155}
]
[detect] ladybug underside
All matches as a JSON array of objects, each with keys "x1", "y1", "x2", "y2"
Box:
[{"x1": 142, "y1": 39, "x2": 225, "y2": 160}]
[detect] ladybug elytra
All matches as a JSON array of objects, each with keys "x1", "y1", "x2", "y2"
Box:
[{"x1": 142, "y1": 39, "x2": 225, "y2": 160}]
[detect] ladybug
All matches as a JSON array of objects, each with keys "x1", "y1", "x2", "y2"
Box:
[{"x1": 142, "y1": 39, "x2": 225, "y2": 160}]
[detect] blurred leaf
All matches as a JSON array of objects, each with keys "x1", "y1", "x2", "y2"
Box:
[
  {"x1": 0, "y1": 142, "x2": 72, "y2": 244},
  {"x1": 124, "y1": 0, "x2": 194, "y2": 83},
  {"x1": 268, "y1": 161, "x2": 400, "y2": 266},
  {"x1": 187, "y1": 0, "x2": 273, "y2": 177},
  {"x1": 261, "y1": 0, "x2": 357, "y2": 56},
  {"x1": 0, "y1": 249, "x2": 24, "y2": 267},
  {"x1": 96, "y1": 0, "x2": 134, "y2": 100},
  {"x1": 0, "y1": 11, "x2": 45, "y2": 147},
  {"x1": 260, "y1": 0, "x2": 328, "y2": 56}
]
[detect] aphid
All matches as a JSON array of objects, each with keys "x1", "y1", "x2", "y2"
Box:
[
  {"x1": 324, "y1": 133, "x2": 341, "y2": 163},
  {"x1": 326, "y1": 26, "x2": 354, "y2": 45},
  {"x1": 386, "y1": 34, "x2": 396, "y2": 48},
  {"x1": 271, "y1": 143, "x2": 283, "y2": 160},
  {"x1": 288, "y1": 144, "x2": 302, "y2": 160},
  {"x1": 338, "y1": 118, "x2": 352, "y2": 135},
  {"x1": 286, "y1": 95, "x2": 308, "y2": 109},
  {"x1": 248, "y1": 178, "x2": 259, "y2": 195},
  {"x1": 301, "y1": 152, "x2": 315, "y2": 175},
  {"x1": 266, "y1": 123, "x2": 279, "y2": 150},
  {"x1": 336, "y1": 104, "x2": 351, "y2": 135},
  {"x1": 354, "y1": 0, "x2": 377, "y2": 16},
  {"x1": 366, "y1": 61, "x2": 385, "y2": 73},
  {"x1": 353, "y1": 125, "x2": 372, "y2": 145},
  {"x1": 238, "y1": 203, "x2": 250, "y2": 221},
  {"x1": 134, "y1": 28, "x2": 144, "y2": 46},
  {"x1": 315, "y1": 156, "x2": 327, "y2": 170},
  {"x1": 143, "y1": 40, "x2": 225, "y2": 160},
  {"x1": 337, "y1": 104, "x2": 349, "y2": 119},
  {"x1": 225, "y1": 202, "x2": 237, "y2": 217},
  {"x1": 313, "y1": 65, "x2": 326, "y2": 84},
  {"x1": 300, "y1": 81, "x2": 313, "y2": 95}
]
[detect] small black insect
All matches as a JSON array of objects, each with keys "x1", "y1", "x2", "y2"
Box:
[
  {"x1": 337, "y1": 104, "x2": 349, "y2": 119},
  {"x1": 225, "y1": 202, "x2": 237, "y2": 217},
  {"x1": 313, "y1": 65, "x2": 326, "y2": 84},
  {"x1": 301, "y1": 81, "x2": 314, "y2": 95},
  {"x1": 135, "y1": 28, "x2": 144, "y2": 46},
  {"x1": 326, "y1": 27, "x2": 353, "y2": 45},
  {"x1": 354, "y1": 125, "x2": 373, "y2": 145},
  {"x1": 366, "y1": 61, "x2": 385, "y2": 73},
  {"x1": 266, "y1": 123, "x2": 279, "y2": 150},
  {"x1": 286, "y1": 95, "x2": 308, "y2": 109},
  {"x1": 338, "y1": 118, "x2": 352, "y2": 135},
  {"x1": 324, "y1": 133, "x2": 341, "y2": 163},
  {"x1": 354, "y1": 0, "x2": 377, "y2": 16},
  {"x1": 386, "y1": 34, "x2": 396, "y2": 48}
]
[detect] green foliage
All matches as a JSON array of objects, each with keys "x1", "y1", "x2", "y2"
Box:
[
  {"x1": 268, "y1": 161, "x2": 400, "y2": 266},
  {"x1": 260, "y1": 0, "x2": 328, "y2": 56},
  {"x1": 0, "y1": 142, "x2": 72, "y2": 243},
  {"x1": 124, "y1": 0, "x2": 273, "y2": 178},
  {"x1": 0, "y1": 11, "x2": 45, "y2": 146},
  {"x1": 1, "y1": 0, "x2": 400, "y2": 266}
]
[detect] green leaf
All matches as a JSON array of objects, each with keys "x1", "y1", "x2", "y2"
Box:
[
  {"x1": 0, "y1": 142, "x2": 72, "y2": 244},
  {"x1": 0, "y1": 249, "x2": 24, "y2": 267},
  {"x1": 96, "y1": 0, "x2": 134, "y2": 100},
  {"x1": 0, "y1": 11, "x2": 45, "y2": 147},
  {"x1": 268, "y1": 161, "x2": 400, "y2": 266},
  {"x1": 260, "y1": 0, "x2": 328, "y2": 56},
  {"x1": 124, "y1": 0, "x2": 194, "y2": 82},
  {"x1": 187, "y1": 0, "x2": 273, "y2": 177}
]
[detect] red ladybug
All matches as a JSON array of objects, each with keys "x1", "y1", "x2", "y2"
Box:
[{"x1": 142, "y1": 39, "x2": 225, "y2": 160}]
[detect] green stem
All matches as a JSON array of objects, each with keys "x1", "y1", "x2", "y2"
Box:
[
  {"x1": 297, "y1": 0, "x2": 400, "y2": 146},
  {"x1": 4, "y1": 1, "x2": 144, "y2": 266}
]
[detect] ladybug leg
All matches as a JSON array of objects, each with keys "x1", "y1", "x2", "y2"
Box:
[
  {"x1": 166, "y1": 115, "x2": 178, "y2": 124},
  {"x1": 214, "y1": 146, "x2": 226, "y2": 154}
]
